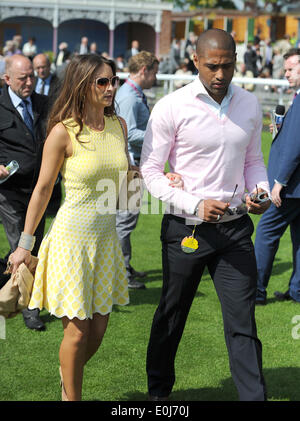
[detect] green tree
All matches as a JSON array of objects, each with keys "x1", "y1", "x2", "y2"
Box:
[{"x1": 244, "y1": 0, "x2": 299, "y2": 13}]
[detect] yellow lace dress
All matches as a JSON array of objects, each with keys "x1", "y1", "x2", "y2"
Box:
[{"x1": 28, "y1": 116, "x2": 129, "y2": 319}]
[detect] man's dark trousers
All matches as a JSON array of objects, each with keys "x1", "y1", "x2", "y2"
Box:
[
  {"x1": 147, "y1": 214, "x2": 266, "y2": 401},
  {"x1": 0, "y1": 189, "x2": 45, "y2": 257},
  {"x1": 255, "y1": 199, "x2": 300, "y2": 302}
]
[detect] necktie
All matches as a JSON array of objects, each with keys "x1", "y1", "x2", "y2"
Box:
[
  {"x1": 20, "y1": 99, "x2": 34, "y2": 133},
  {"x1": 142, "y1": 93, "x2": 149, "y2": 111},
  {"x1": 39, "y1": 80, "x2": 45, "y2": 95}
]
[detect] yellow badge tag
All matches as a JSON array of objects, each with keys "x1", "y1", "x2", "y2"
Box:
[{"x1": 181, "y1": 236, "x2": 198, "y2": 254}]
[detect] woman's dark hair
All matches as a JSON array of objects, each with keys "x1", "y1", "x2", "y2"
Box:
[{"x1": 47, "y1": 54, "x2": 117, "y2": 140}]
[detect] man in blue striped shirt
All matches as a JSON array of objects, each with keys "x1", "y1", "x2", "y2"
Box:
[{"x1": 115, "y1": 51, "x2": 158, "y2": 289}]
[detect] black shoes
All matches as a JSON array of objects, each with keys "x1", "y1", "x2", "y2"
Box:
[
  {"x1": 22, "y1": 308, "x2": 45, "y2": 331},
  {"x1": 256, "y1": 290, "x2": 300, "y2": 304},
  {"x1": 255, "y1": 297, "x2": 267, "y2": 305},
  {"x1": 128, "y1": 279, "x2": 146, "y2": 289},
  {"x1": 274, "y1": 290, "x2": 292, "y2": 301},
  {"x1": 255, "y1": 291, "x2": 267, "y2": 305},
  {"x1": 129, "y1": 268, "x2": 147, "y2": 279},
  {"x1": 128, "y1": 267, "x2": 147, "y2": 289}
]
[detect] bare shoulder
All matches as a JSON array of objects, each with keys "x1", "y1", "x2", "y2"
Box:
[
  {"x1": 45, "y1": 122, "x2": 71, "y2": 150},
  {"x1": 49, "y1": 122, "x2": 70, "y2": 139}
]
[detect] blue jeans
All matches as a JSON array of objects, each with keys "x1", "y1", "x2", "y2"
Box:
[{"x1": 255, "y1": 199, "x2": 300, "y2": 302}]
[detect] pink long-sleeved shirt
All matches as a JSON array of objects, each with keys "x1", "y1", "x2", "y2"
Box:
[{"x1": 140, "y1": 77, "x2": 270, "y2": 223}]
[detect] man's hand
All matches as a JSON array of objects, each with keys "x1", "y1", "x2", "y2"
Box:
[
  {"x1": 0, "y1": 164, "x2": 9, "y2": 180},
  {"x1": 197, "y1": 199, "x2": 230, "y2": 222},
  {"x1": 245, "y1": 188, "x2": 271, "y2": 214},
  {"x1": 271, "y1": 183, "x2": 283, "y2": 208}
]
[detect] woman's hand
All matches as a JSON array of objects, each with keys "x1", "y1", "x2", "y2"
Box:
[
  {"x1": 130, "y1": 165, "x2": 140, "y2": 172},
  {"x1": 165, "y1": 172, "x2": 184, "y2": 189},
  {"x1": 7, "y1": 247, "x2": 32, "y2": 275}
]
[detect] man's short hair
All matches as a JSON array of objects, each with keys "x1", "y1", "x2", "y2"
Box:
[
  {"x1": 128, "y1": 51, "x2": 158, "y2": 74},
  {"x1": 283, "y1": 48, "x2": 300, "y2": 61},
  {"x1": 196, "y1": 29, "x2": 236, "y2": 56}
]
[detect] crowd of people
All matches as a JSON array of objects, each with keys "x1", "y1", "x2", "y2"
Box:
[
  {"x1": 0, "y1": 35, "x2": 130, "y2": 82},
  {"x1": 235, "y1": 33, "x2": 299, "y2": 92},
  {"x1": 1, "y1": 31, "x2": 299, "y2": 90},
  {"x1": 161, "y1": 32, "x2": 300, "y2": 92},
  {"x1": 0, "y1": 28, "x2": 299, "y2": 402}
]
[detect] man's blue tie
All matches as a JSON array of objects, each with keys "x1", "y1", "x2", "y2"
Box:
[
  {"x1": 20, "y1": 99, "x2": 34, "y2": 133},
  {"x1": 142, "y1": 93, "x2": 149, "y2": 111}
]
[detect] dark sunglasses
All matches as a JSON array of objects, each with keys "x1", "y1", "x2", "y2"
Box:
[{"x1": 95, "y1": 76, "x2": 120, "y2": 88}]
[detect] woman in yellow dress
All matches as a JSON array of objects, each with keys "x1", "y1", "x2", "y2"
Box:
[{"x1": 9, "y1": 54, "x2": 130, "y2": 401}]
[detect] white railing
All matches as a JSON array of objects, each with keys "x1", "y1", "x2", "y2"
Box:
[{"x1": 117, "y1": 72, "x2": 290, "y2": 104}]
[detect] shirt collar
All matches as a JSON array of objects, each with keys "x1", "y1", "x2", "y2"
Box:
[
  {"x1": 192, "y1": 76, "x2": 234, "y2": 106},
  {"x1": 38, "y1": 75, "x2": 52, "y2": 84},
  {"x1": 127, "y1": 77, "x2": 143, "y2": 95},
  {"x1": 8, "y1": 86, "x2": 32, "y2": 108}
]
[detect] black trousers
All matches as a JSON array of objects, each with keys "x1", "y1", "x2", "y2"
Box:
[
  {"x1": 147, "y1": 214, "x2": 266, "y2": 401},
  {"x1": 0, "y1": 189, "x2": 45, "y2": 257}
]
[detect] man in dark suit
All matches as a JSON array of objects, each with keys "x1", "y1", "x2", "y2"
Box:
[
  {"x1": 255, "y1": 48, "x2": 300, "y2": 305},
  {"x1": 74, "y1": 36, "x2": 89, "y2": 55},
  {"x1": 33, "y1": 53, "x2": 61, "y2": 110},
  {"x1": 124, "y1": 40, "x2": 140, "y2": 65},
  {"x1": 0, "y1": 54, "x2": 49, "y2": 329},
  {"x1": 33, "y1": 53, "x2": 62, "y2": 216}
]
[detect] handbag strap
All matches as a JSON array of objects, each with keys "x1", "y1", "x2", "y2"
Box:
[{"x1": 117, "y1": 116, "x2": 132, "y2": 170}]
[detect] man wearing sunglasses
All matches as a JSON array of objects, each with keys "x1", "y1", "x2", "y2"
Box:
[
  {"x1": 115, "y1": 51, "x2": 159, "y2": 289},
  {"x1": 141, "y1": 29, "x2": 270, "y2": 401}
]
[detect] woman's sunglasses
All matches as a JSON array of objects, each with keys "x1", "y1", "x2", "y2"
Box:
[{"x1": 95, "y1": 76, "x2": 120, "y2": 89}]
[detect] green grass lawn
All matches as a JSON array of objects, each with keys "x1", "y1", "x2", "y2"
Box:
[{"x1": 0, "y1": 130, "x2": 299, "y2": 401}]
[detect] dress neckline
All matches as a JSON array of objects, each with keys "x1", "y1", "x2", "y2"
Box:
[{"x1": 84, "y1": 115, "x2": 106, "y2": 133}]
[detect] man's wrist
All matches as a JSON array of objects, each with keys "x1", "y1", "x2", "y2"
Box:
[{"x1": 193, "y1": 200, "x2": 203, "y2": 216}]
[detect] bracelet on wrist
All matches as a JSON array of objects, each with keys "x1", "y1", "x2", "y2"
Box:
[{"x1": 18, "y1": 231, "x2": 36, "y2": 252}]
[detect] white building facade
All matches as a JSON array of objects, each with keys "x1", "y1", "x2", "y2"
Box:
[{"x1": 0, "y1": 0, "x2": 173, "y2": 58}]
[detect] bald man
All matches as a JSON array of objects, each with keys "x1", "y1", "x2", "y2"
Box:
[
  {"x1": 141, "y1": 29, "x2": 270, "y2": 401},
  {"x1": 33, "y1": 53, "x2": 61, "y2": 110},
  {"x1": 0, "y1": 55, "x2": 49, "y2": 330}
]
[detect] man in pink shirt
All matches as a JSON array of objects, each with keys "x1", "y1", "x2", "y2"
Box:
[{"x1": 141, "y1": 29, "x2": 271, "y2": 401}]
